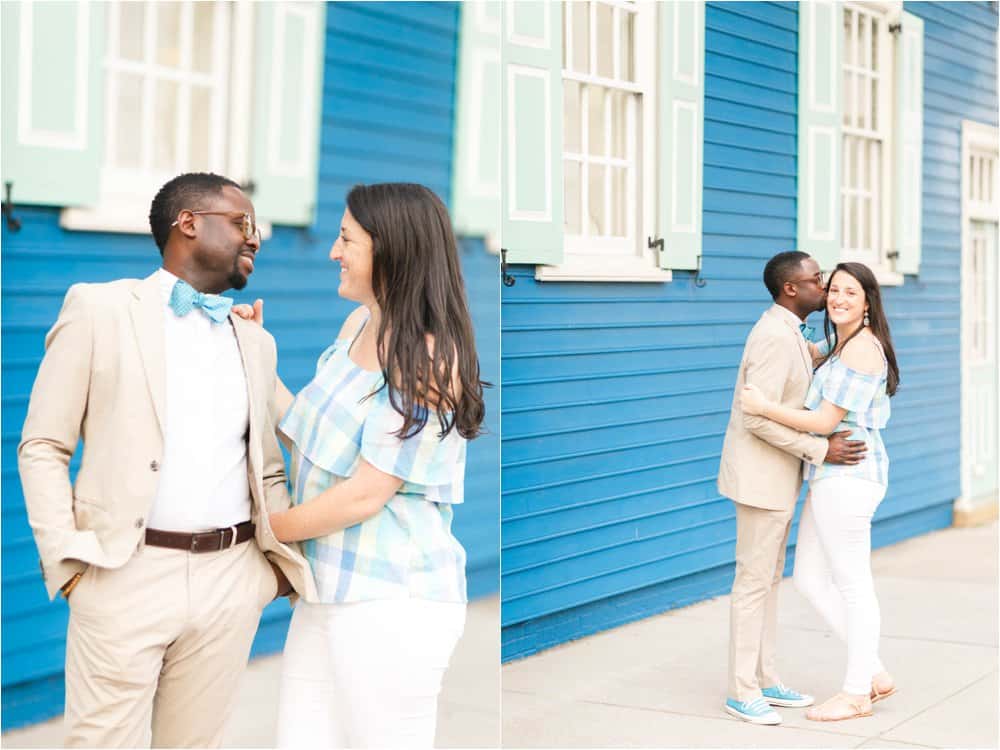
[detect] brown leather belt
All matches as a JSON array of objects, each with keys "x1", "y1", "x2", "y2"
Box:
[{"x1": 145, "y1": 521, "x2": 255, "y2": 553}]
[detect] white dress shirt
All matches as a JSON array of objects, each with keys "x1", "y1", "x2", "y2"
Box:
[{"x1": 147, "y1": 269, "x2": 252, "y2": 532}]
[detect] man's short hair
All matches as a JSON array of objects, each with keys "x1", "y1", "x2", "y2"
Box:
[
  {"x1": 763, "y1": 250, "x2": 812, "y2": 300},
  {"x1": 149, "y1": 172, "x2": 241, "y2": 254}
]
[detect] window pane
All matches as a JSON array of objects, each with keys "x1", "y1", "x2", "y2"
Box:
[
  {"x1": 190, "y1": 85, "x2": 212, "y2": 171},
  {"x1": 847, "y1": 195, "x2": 858, "y2": 250},
  {"x1": 570, "y1": 2, "x2": 590, "y2": 74},
  {"x1": 595, "y1": 2, "x2": 613, "y2": 78},
  {"x1": 154, "y1": 80, "x2": 180, "y2": 170},
  {"x1": 192, "y1": 2, "x2": 216, "y2": 74},
  {"x1": 588, "y1": 164, "x2": 606, "y2": 235},
  {"x1": 619, "y1": 10, "x2": 635, "y2": 82},
  {"x1": 114, "y1": 73, "x2": 144, "y2": 168},
  {"x1": 156, "y1": 3, "x2": 183, "y2": 68},
  {"x1": 843, "y1": 135, "x2": 853, "y2": 192},
  {"x1": 611, "y1": 90, "x2": 627, "y2": 159},
  {"x1": 588, "y1": 85, "x2": 606, "y2": 157},
  {"x1": 564, "y1": 80, "x2": 582, "y2": 154},
  {"x1": 871, "y1": 78, "x2": 878, "y2": 131},
  {"x1": 842, "y1": 70, "x2": 851, "y2": 127},
  {"x1": 611, "y1": 166, "x2": 627, "y2": 237},
  {"x1": 564, "y1": 160, "x2": 582, "y2": 234},
  {"x1": 843, "y1": 9, "x2": 854, "y2": 66},
  {"x1": 871, "y1": 16, "x2": 879, "y2": 71},
  {"x1": 119, "y1": 1, "x2": 146, "y2": 62}
]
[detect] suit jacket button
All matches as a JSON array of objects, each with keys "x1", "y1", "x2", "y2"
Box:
[
  {"x1": 135, "y1": 518, "x2": 144, "y2": 529},
  {"x1": 150, "y1": 460, "x2": 160, "y2": 471}
]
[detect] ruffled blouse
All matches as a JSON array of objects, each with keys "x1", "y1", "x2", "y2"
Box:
[
  {"x1": 279, "y1": 329, "x2": 468, "y2": 603},
  {"x1": 804, "y1": 338, "x2": 891, "y2": 486}
]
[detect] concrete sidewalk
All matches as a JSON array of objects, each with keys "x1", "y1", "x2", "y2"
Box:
[
  {"x1": 503, "y1": 523, "x2": 999, "y2": 748},
  {"x1": 3, "y1": 596, "x2": 500, "y2": 748}
]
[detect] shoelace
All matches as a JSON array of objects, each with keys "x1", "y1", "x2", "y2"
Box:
[
  {"x1": 745, "y1": 697, "x2": 772, "y2": 713},
  {"x1": 772, "y1": 683, "x2": 800, "y2": 698}
]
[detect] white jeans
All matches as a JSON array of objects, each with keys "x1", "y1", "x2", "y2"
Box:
[
  {"x1": 793, "y1": 476, "x2": 887, "y2": 695},
  {"x1": 276, "y1": 599, "x2": 466, "y2": 749}
]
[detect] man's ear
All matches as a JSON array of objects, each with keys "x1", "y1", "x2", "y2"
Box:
[
  {"x1": 174, "y1": 211, "x2": 197, "y2": 241},
  {"x1": 783, "y1": 280, "x2": 797, "y2": 298}
]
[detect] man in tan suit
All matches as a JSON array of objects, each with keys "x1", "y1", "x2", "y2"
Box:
[
  {"x1": 18, "y1": 173, "x2": 317, "y2": 747},
  {"x1": 718, "y1": 251, "x2": 866, "y2": 725}
]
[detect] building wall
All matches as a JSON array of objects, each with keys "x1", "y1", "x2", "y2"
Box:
[
  {"x1": 500, "y1": 0, "x2": 998, "y2": 661},
  {"x1": 1, "y1": 0, "x2": 500, "y2": 729}
]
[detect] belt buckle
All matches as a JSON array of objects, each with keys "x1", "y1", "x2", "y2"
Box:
[{"x1": 227, "y1": 524, "x2": 239, "y2": 550}]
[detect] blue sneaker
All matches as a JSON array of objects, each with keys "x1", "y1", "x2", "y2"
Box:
[
  {"x1": 762, "y1": 683, "x2": 815, "y2": 708},
  {"x1": 725, "y1": 697, "x2": 782, "y2": 725}
]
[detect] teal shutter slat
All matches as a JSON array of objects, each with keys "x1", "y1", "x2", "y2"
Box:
[
  {"x1": 452, "y1": 1, "x2": 501, "y2": 240},
  {"x1": 894, "y1": 11, "x2": 924, "y2": 275},
  {"x1": 250, "y1": 1, "x2": 325, "y2": 226},
  {"x1": 657, "y1": 1, "x2": 705, "y2": 271},
  {"x1": 797, "y1": 0, "x2": 842, "y2": 271},
  {"x1": 501, "y1": 1, "x2": 563, "y2": 265},
  {"x1": 0, "y1": 1, "x2": 105, "y2": 207}
]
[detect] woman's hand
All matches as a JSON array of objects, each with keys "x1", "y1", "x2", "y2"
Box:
[
  {"x1": 740, "y1": 383, "x2": 770, "y2": 417},
  {"x1": 232, "y1": 299, "x2": 265, "y2": 327}
]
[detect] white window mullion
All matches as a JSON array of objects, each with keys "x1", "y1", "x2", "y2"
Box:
[
  {"x1": 176, "y1": 2, "x2": 193, "y2": 172},
  {"x1": 603, "y1": 87, "x2": 611, "y2": 236},
  {"x1": 589, "y1": 2, "x2": 597, "y2": 77},
  {"x1": 612, "y1": 5, "x2": 621, "y2": 81},
  {"x1": 581, "y1": 84, "x2": 590, "y2": 237},
  {"x1": 141, "y1": 1, "x2": 157, "y2": 171}
]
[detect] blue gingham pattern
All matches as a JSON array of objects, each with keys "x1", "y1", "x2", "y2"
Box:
[
  {"x1": 804, "y1": 342, "x2": 891, "y2": 486},
  {"x1": 279, "y1": 336, "x2": 468, "y2": 603}
]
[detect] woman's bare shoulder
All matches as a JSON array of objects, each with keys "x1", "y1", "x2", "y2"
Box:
[
  {"x1": 336, "y1": 305, "x2": 369, "y2": 340},
  {"x1": 840, "y1": 333, "x2": 884, "y2": 375}
]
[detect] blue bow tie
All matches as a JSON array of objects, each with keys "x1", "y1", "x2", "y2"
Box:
[
  {"x1": 799, "y1": 323, "x2": 816, "y2": 341},
  {"x1": 168, "y1": 279, "x2": 234, "y2": 324}
]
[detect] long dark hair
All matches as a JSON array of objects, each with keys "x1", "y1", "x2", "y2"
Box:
[
  {"x1": 818, "y1": 262, "x2": 900, "y2": 396},
  {"x1": 346, "y1": 183, "x2": 487, "y2": 439}
]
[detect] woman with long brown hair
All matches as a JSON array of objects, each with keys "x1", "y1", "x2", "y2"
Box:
[
  {"x1": 235, "y1": 183, "x2": 485, "y2": 747},
  {"x1": 741, "y1": 262, "x2": 899, "y2": 722}
]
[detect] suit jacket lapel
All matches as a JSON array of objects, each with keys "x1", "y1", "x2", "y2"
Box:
[
  {"x1": 129, "y1": 273, "x2": 167, "y2": 435},
  {"x1": 230, "y1": 314, "x2": 264, "y2": 490},
  {"x1": 767, "y1": 305, "x2": 814, "y2": 378}
]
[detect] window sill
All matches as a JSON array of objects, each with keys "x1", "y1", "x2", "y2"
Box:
[
  {"x1": 535, "y1": 255, "x2": 672, "y2": 283},
  {"x1": 871, "y1": 264, "x2": 904, "y2": 287}
]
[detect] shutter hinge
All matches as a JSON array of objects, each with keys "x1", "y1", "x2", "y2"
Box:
[
  {"x1": 3, "y1": 181, "x2": 22, "y2": 232},
  {"x1": 695, "y1": 253, "x2": 707, "y2": 287},
  {"x1": 888, "y1": 22, "x2": 902, "y2": 35},
  {"x1": 500, "y1": 248, "x2": 516, "y2": 287}
]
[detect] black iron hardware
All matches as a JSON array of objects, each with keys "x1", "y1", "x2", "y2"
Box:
[
  {"x1": 3, "y1": 181, "x2": 21, "y2": 232},
  {"x1": 500, "y1": 248, "x2": 516, "y2": 287},
  {"x1": 695, "y1": 254, "x2": 707, "y2": 287},
  {"x1": 889, "y1": 22, "x2": 902, "y2": 34},
  {"x1": 648, "y1": 236, "x2": 664, "y2": 254}
]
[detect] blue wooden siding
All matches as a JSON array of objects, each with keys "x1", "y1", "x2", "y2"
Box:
[
  {"x1": 1, "y1": 1, "x2": 499, "y2": 730},
  {"x1": 501, "y1": 1, "x2": 997, "y2": 661}
]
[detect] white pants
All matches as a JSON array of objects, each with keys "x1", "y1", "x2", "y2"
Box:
[
  {"x1": 793, "y1": 476, "x2": 887, "y2": 695},
  {"x1": 276, "y1": 599, "x2": 466, "y2": 749}
]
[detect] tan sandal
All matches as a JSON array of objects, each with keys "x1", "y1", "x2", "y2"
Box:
[
  {"x1": 870, "y1": 676, "x2": 897, "y2": 704},
  {"x1": 805, "y1": 692, "x2": 873, "y2": 722}
]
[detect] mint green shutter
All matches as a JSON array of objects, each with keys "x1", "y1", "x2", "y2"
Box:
[
  {"x1": 501, "y1": 2, "x2": 563, "y2": 266},
  {"x1": 250, "y1": 2, "x2": 326, "y2": 226},
  {"x1": 451, "y1": 1, "x2": 501, "y2": 240},
  {"x1": 893, "y1": 11, "x2": 924, "y2": 275},
  {"x1": 0, "y1": 1, "x2": 105, "y2": 207},
  {"x1": 657, "y1": 1, "x2": 704, "y2": 271},
  {"x1": 797, "y1": 0, "x2": 842, "y2": 271}
]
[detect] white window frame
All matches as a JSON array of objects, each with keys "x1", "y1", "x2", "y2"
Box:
[
  {"x1": 840, "y1": 0, "x2": 903, "y2": 286},
  {"x1": 537, "y1": 0, "x2": 669, "y2": 282},
  {"x1": 60, "y1": 0, "x2": 259, "y2": 235}
]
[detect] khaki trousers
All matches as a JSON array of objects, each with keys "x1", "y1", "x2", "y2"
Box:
[
  {"x1": 728, "y1": 502, "x2": 794, "y2": 701},
  {"x1": 63, "y1": 538, "x2": 278, "y2": 748}
]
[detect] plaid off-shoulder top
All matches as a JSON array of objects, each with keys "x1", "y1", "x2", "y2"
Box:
[{"x1": 279, "y1": 320, "x2": 467, "y2": 603}]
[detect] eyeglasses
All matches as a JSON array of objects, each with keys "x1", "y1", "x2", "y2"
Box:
[{"x1": 171, "y1": 210, "x2": 261, "y2": 243}]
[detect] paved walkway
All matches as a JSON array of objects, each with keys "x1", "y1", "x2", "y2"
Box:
[
  {"x1": 3, "y1": 596, "x2": 500, "y2": 748},
  {"x1": 503, "y1": 523, "x2": 998, "y2": 748}
]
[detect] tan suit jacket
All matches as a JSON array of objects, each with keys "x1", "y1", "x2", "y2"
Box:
[
  {"x1": 18, "y1": 272, "x2": 317, "y2": 601},
  {"x1": 717, "y1": 304, "x2": 829, "y2": 511}
]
